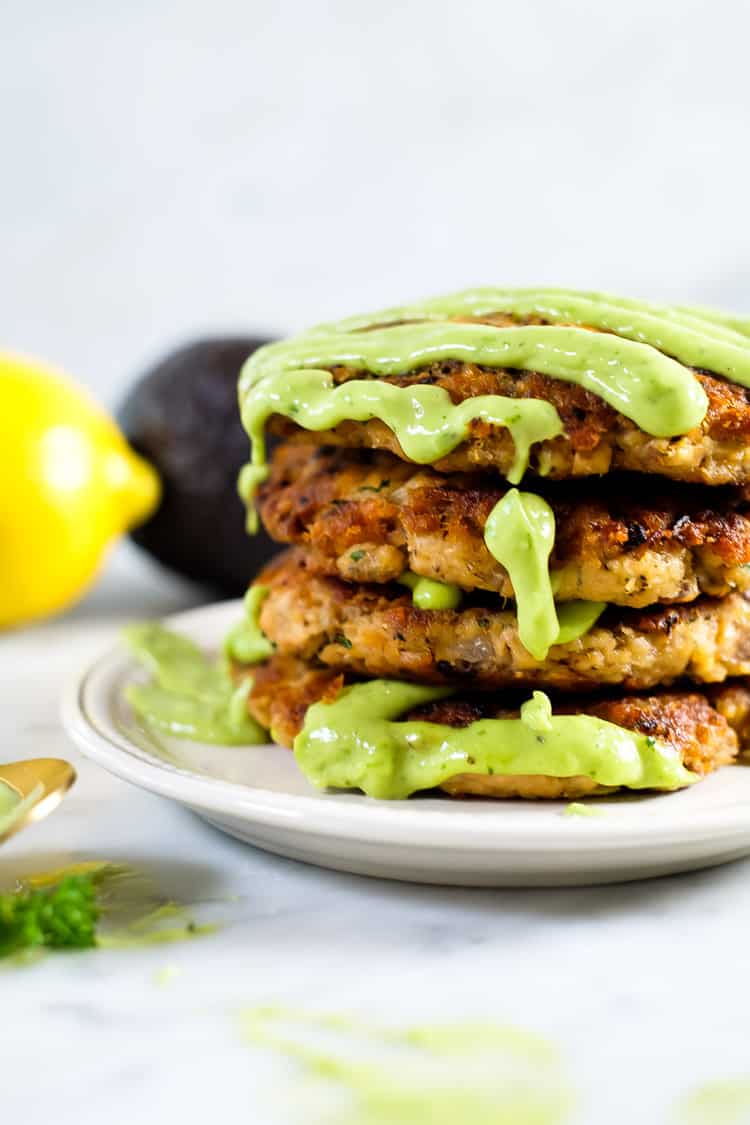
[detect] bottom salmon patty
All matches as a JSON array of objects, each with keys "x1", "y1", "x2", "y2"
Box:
[{"x1": 239, "y1": 653, "x2": 747, "y2": 799}]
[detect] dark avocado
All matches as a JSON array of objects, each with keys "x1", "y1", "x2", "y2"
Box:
[{"x1": 118, "y1": 337, "x2": 278, "y2": 594}]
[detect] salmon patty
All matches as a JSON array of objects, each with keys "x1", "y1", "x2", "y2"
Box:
[
  {"x1": 254, "y1": 550, "x2": 750, "y2": 693},
  {"x1": 241, "y1": 652, "x2": 745, "y2": 798},
  {"x1": 269, "y1": 360, "x2": 750, "y2": 486},
  {"x1": 258, "y1": 444, "x2": 750, "y2": 607}
]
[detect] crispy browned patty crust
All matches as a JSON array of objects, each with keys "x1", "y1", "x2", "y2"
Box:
[
  {"x1": 258, "y1": 444, "x2": 750, "y2": 607},
  {"x1": 255, "y1": 550, "x2": 750, "y2": 693},
  {"x1": 269, "y1": 359, "x2": 750, "y2": 486},
  {"x1": 241, "y1": 652, "x2": 746, "y2": 798}
]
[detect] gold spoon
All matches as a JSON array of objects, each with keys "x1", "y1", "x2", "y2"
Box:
[{"x1": 0, "y1": 759, "x2": 76, "y2": 845}]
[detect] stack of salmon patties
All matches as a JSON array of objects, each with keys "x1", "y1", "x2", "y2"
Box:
[{"x1": 234, "y1": 289, "x2": 750, "y2": 800}]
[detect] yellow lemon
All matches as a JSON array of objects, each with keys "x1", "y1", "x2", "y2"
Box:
[{"x1": 0, "y1": 353, "x2": 160, "y2": 628}]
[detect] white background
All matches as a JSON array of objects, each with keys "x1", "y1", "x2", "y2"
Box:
[{"x1": 4, "y1": 0, "x2": 750, "y2": 403}]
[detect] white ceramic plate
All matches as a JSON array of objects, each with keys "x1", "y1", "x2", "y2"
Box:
[{"x1": 61, "y1": 600, "x2": 750, "y2": 887}]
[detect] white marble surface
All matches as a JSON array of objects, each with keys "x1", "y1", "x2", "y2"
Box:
[
  {"x1": 5, "y1": 2, "x2": 750, "y2": 1119},
  {"x1": 1, "y1": 544, "x2": 749, "y2": 1124}
]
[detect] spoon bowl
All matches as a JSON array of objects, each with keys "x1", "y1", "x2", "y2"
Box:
[{"x1": 0, "y1": 759, "x2": 76, "y2": 844}]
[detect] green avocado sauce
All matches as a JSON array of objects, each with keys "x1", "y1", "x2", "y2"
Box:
[
  {"x1": 0, "y1": 780, "x2": 45, "y2": 840},
  {"x1": 224, "y1": 586, "x2": 274, "y2": 664},
  {"x1": 241, "y1": 1007, "x2": 575, "y2": 1125},
  {"x1": 563, "y1": 802, "x2": 604, "y2": 818},
  {"x1": 397, "y1": 557, "x2": 603, "y2": 659},
  {"x1": 322, "y1": 287, "x2": 750, "y2": 383},
  {"x1": 240, "y1": 321, "x2": 708, "y2": 438},
  {"x1": 0, "y1": 781, "x2": 23, "y2": 836},
  {"x1": 398, "y1": 572, "x2": 463, "y2": 610},
  {"x1": 293, "y1": 681, "x2": 698, "y2": 799},
  {"x1": 237, "y1": 316, "x2": 707, "y2": 525},
  {"x1": 237, "y1": 367, "x2": 563, "y2": 526},
  {"x1": 553, "y1": 601, "x2": 606, "y2": 644},
  {"x1": 484, "y1": 488, "x2": 557, "y2": 658},
  {"x1": 0, "y1": 781, "x2": 19, "y2": 818},
  {"x1": 678, "y1": 303, "x2": 750, "y2": 342},
  {"x1": 124, "y1": 624, "x2": 267, "y2": 745}
]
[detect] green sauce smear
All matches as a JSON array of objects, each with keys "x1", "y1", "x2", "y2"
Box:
[
  {"x1": 224, "y1": 586, "x2": 274, "y2": 664},
  {"x1": 294, "y1": 681, "x2": 698, "y2": 798},
  {"x1": 0, "y1": 780, "x2": 44, "y2": 841},
  {"x1": 0, "y1": 781, "x2": 19, "y2": 821},
  {"x1": 563, "y1": 802, "x2": 604, "y2": 818},
  {"x1": 97, "y1": 900, "x2": 217, "y2": 950},
  {"x1": 677, "y1": 1079, "x2": 750, "y2": 1124},
  {"x1": 124, "y1": 624, "x2": 267, "y2": 744},
  {"x1": 0, "y1": 781, "x2": 22, "y2": 836},
  {"x1": 241, "y1": 1006, "x2": 574, "y2": 1125}
]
